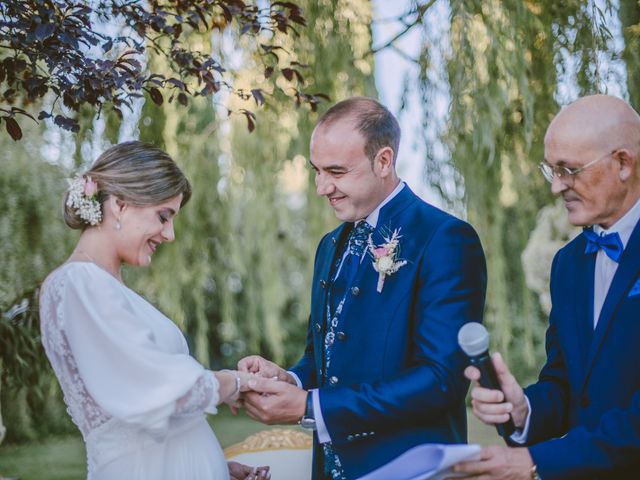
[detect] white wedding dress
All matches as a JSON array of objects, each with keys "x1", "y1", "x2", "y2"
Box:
[{"x1": 39, "y1": 262, "x2": 229, "y2": 480}]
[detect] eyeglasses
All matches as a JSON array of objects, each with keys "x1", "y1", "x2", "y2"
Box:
[{"x1": 539, "y1": 151, "x2": 614, "y2": 186}]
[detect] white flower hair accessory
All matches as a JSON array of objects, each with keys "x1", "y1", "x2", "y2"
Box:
[
  {"x1": 66, "y1": 175, "x2": 102, "y2": 226},
  {"x1": 367, "y1": 228, "x2": 408, "y2": 292}
]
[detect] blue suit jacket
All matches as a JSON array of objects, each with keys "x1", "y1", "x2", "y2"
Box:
[
  {"x1": 523, "y1": 221, "x2": 640, "y2": 479},
  {"x1": 290, "y1": 186, "x2": 487, "y2": 478}
]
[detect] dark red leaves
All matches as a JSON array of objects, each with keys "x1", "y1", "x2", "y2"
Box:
[
  {"x1": 239, "y1": 109, "x2": 256, "y2": 132},
  {"x1": 0, "y1": 0, "x2": 326, "y2": 140},
  {"x1": 251, "y1": 89, "x2": 265, "y2": 106},
  {"x1": 4, "y1": 117, "x2": 22, "y2": 140},
  {"x1": 148, "y1": 87, "x2": 164, "y2": 105}
]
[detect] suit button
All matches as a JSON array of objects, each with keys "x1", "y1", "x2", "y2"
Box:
[
  {"x1": 336, "y1": 331, "x2": 346, "y2": 341},
  {"x1": 320, "y1": 279, "x2": 326, "y2": 289},
  {"x1": 329, "y1": 376, "x2": 339, "y2": 385},
  {"x1": 314, "y1": 323, "x2": 321, "y2": 333},
  {"x1": 351, "y1": 286, "x2": 360, "y2": 296},
  {"x1": 369, "y1": 431, "x2": 375, "y2": 436},
  {"x1": 347, "y1": 435, "x2": 354, "y2": 442},
  {"x1": 580, "y1": 396, "x2": 590, "y2": 408}
]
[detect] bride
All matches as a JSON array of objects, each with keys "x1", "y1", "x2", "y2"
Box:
[{"x1": 39, "y1": 141, "x2": 269, "y2": 480}]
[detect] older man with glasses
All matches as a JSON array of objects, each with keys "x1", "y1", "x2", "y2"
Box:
[{"x1": 453, "y1": 94, "x2": 640, "y2": 480}]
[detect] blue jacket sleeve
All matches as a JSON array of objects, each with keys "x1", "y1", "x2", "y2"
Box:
[
  {"x1": 529, "y1": 389, "x2": 640, "y2": 479},
  {"x1": 289, "y1": 314, "x2": 318, "y2": 388}
]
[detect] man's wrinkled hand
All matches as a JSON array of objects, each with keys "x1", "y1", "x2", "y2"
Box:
[
  {"x1": 465, "y1": 352, "x2": 529, "y2": 428},
  {"x1": 242, "y1": 377, "x2": 307, "y2": 425},
  {"x1": 237, "y1": 355, "x2": 295, "y2": 384},
  {"x1": 450, "y1": 446, "x2": 534, "y2": 480}
]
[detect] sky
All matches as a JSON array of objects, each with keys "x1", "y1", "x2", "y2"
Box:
[{"x1": 372, "y1": 0, "x2": 447, "y2": 207}]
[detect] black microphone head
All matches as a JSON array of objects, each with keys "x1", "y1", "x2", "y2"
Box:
[{"x1": 458, "y1": 322, "x2": 490, "y2": 357}]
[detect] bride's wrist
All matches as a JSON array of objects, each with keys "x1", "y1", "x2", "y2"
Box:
[{"x1": 218, "y1": 370, "x2": 241, "y2": 402}]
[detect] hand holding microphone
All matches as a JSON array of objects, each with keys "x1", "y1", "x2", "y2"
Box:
[{"x1": 458, "y1": 323, "x2": 529, "y2": 439}]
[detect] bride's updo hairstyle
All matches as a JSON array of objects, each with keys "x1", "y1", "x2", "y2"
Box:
[{"x1": 64, "y1": 141, "x2": 192, "y2": 230}]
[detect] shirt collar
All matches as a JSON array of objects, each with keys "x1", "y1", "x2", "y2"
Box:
[
  {"x1": 593, "y1": 197, "x2": 640, "y2": 248},
  {"x1": 357, "y1": 181, "x2": 405, "y2": 229}
]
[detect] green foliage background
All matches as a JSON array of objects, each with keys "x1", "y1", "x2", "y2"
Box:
[
  {"x1": 1, "y1": 0, "x2": 640, "y2": 444},
  {"x1": 0, "y1": 0, "x2": 375, "y2": 443}
]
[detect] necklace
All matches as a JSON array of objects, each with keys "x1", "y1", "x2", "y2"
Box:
[
  {"x1": 71, "y1": 250, "x2": 122, "y2": 282},
  {"x1": 73, "y1": 250, "x2": 98, "y2": 264}
]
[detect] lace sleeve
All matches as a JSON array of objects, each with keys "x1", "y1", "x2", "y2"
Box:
[{"x1": 175, "y1": 370, "x2": 220, "y2": 415}]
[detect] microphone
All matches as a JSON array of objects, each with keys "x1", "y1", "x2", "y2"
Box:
[{"x1": 458, "y1": 322, "x2": 515, "y2": 438}]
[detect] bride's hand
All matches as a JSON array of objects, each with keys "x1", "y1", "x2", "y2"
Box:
[
  {"x1": 220, "y1": 370, "x2": 257, "y2": 412},
  {"x1": 228, "y1": 461, "x2": 270, "y2": 480},
  {"x1": 237, "y1": 355, "x2": 295, "y2": 384},
  {"x1": 216, "y1": 370, "x2": 251, "y2": 409}
]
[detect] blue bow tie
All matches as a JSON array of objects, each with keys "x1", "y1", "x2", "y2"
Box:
[{"x1": 584, "y1": 229, "x2": 624, "y2": 263}]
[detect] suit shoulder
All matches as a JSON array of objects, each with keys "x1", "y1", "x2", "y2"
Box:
[
  {"x1": 555, "y1": 229, "x2": 585, "y2": 259},
  {"x1": 410, "y1": 200, "x2": 480, "y2": 241}
]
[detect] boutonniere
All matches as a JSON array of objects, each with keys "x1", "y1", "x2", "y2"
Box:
[{"x1": 367, "y1": 228, "x2": 407, "y2": 292}]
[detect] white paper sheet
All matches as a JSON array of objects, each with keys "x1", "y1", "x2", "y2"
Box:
[{"x1": 357, "y1": 443, "x2": 481, "y2": 480}]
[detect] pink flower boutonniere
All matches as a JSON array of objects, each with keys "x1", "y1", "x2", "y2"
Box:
[{"x1": 367, "y1": 228, "x2": 407, "y2": 292}]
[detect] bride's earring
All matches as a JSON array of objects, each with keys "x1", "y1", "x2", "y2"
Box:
[{"x1": 116, "y1": 217, "x2": 121, "y2": 231}]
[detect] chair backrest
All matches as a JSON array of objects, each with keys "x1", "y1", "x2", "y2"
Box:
[{"x1": 224, "y1": 428, "x2": 312, "y2": 480}]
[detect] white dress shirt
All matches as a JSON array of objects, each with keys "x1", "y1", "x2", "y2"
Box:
[
  {"x1": 290, "y1": 181, "x2": 406, "y2": 443},
  {"x1": 592, "y1": 197, "x2": 640, "y2": 326},
  {"x1": 512, "y1": 197, "x2": 640, "y2": 444}
]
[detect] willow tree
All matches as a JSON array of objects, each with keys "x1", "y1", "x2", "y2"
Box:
[
  {"x1": 412, "y1": 0, "x2": 621, "y2": 381},
  {"x1": 0, "y1": 121, "x2": 77, "y2": 441},
  {"x1": 619, "y1": 0, "x2": 640, "y2": 111},
  {"x1": 122, "y1": 0, "x2": 377, "y2": 370},
  {"x1": 0, "y1": 0, "x2": 313, "y2": 443},
  {"x1": 220, "y1": 0, "x2": 378, "y2": 366}
]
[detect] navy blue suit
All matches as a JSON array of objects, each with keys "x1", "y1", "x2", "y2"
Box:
[
  {"x1": 291, "y1": 186, "x2": 487, "y2": 478},
  {"x1": 523, "y1": 221, "x2": 640, "y2": 479}
]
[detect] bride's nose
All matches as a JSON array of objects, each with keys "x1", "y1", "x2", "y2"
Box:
[{"x1": 162, "y1": 220, "x2": 175, "y2": 242}]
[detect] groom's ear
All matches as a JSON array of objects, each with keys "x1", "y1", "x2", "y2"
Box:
[{"x1": 373, "y1": 146, "x2": 395, "y2": 178}]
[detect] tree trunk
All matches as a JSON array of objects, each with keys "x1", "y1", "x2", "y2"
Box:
[{"x1": 0, "y1": 359, "x2": 6, "y2": 445}]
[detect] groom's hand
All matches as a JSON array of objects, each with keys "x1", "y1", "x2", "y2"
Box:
[
  {"x1": 238, "y1": 355, "x2": 296, "y2": 384},
  {"x1": 243, "y1": 377, "x2": 307, "y2": 425}
]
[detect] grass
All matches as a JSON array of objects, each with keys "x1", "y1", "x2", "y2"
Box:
[{"x1": 0, "y1": 409, "x2": 500, "y2": 480}]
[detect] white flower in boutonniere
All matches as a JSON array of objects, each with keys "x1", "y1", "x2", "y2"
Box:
[{"x1": 367, "y1": 228, "x2": 408, "y2": 293}]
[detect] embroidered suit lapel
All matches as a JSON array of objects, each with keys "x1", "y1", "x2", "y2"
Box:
[
  {"x1": 581, "y1": 220, "x2": 640, "y2": 391},
  {"x1": 315, "y1": 223, "x2": 351, "y2": 361}
]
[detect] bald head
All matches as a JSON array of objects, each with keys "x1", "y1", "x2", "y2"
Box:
[
  {"x1": 545, "y1": 94, "x2": 640, "y2": 159},
  {"x1": 544, "y1": 95, "x2": 640, "y2": 228}
]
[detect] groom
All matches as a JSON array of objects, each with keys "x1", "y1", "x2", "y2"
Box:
[{"x1": 239, "y1": 97, "x2": 487, "y2": 479}]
